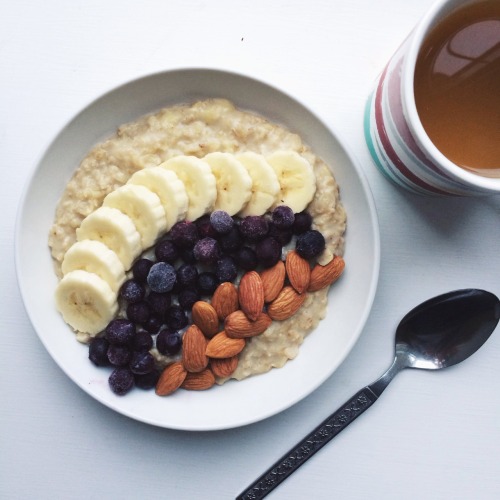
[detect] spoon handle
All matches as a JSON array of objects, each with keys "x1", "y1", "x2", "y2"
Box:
[{"x1": 236, "y1": 387, "x2": 379, "y2": 500}]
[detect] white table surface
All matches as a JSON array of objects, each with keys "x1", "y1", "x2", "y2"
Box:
[{"x1": 2, "y1": 1, "x2": 500, "y2": 499}]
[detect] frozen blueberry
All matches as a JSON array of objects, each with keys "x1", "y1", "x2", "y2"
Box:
[
  {"x1": 268, "y1": 222, "x2": 293, "y2": 247},
  {"x1": 197, "y1": 272, "x2": 218, "y2": 295},
  {"x1": 132, "y1": 258, "x2": 154, "y2": 283},
  {"x1": 147, "y1": 262, "x2": 177, "y2": 293},
  {"x1": 218, "y1": 226, "x2": 242, "y2": 253},
  {"x1": 176, "y1": 264, "x2": 198, "y2": 288},
  {"x1": 105, "y1": 319, "x2": 135, "y2": 346},
  {"x1": 178, "y1": 288, "x2": 200, "y2": 310},
  {"x1": 255, "y1": 237, "x2": 282, "y2": 268},
  {"x1": 234, "y1": 246, "x2": 258, "y2": 271},
  {"x1": 132, "y1": 330, "x2": 154, "y2": 351},
  {"x1": 156, "y1": 330, "x2": 182, "y2": 356},
  {"x1": 126, "y1": 301, "x2": 150, "y2": 324},
  {"x1": 272, "y1": 205, "x2": 295, "y2": 229},
  {"x1": 193, "y1": 237, "x2": 220, "y2": 264},
  {"x1": 107, "y1": 344, "x2": 132, "y2": 366},
  {"x1": 196, "y1": 214, "x2": 217, "y2": 239},
  {"x1": 296, "y1": 230, "x2": 325, "y2": 259},
  {"x1": 134, "y1": 370, "x2": 160, "y2": 390},
  {"x1": 147, "y1": 292, "x2": 171, "y2": 319},
  {"x1": 215, "y1": 256, "x2": 237, "y2": 282},
  {"x1": 88, "y1": 337, "x2": 110, "y2": 367},
  {"x1": 129, "y1": 351, "x2": 155, "y2": 375},
  {"x1": 210, "y1": 210, "x2": 234, "y2": 234},
  {"x1": 169, "y1": 221, "x2": 199, "y2": 248},
  {"x1": 155, "y1": 239, "x2": 180, "y2": 263},
  {"x1": 239, "y1": 216, "x2": 269, "y2": 242},
  {"x1": 166, "y1": 305, "x2": 188, "y2": 331},
  {"x1": 108, "y1": 367, "x2": 134, "y2": 395},
  {"x1": 292, "y1": 211, "x2": 313, "y2": 234},
  {"x1": 143, "y1": 316, "x2": 163, "y2": 335},
  {"x1": 119, "y1": 279, "x2": 145, "y2": 304}
]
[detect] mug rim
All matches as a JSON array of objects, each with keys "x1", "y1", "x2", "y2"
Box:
[{"x1": 401, "y1": 0, "x2": 500, "y2": 192}]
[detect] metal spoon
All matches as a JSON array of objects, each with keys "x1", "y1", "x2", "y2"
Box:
[{"x1": 237, "y1": 289, "x2": 500, "y2": 500}]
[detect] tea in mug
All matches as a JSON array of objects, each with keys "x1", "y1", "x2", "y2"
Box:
[{"x1": 414, "y1": 0, "x2": 500, "y2": 177}]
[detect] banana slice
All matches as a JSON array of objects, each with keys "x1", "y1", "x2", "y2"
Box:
[
  {"x1": 61, "y1": 240, "x2": 126, "y2": 293},
  {"x1": 103, "y1": 184, "x2": 166, "y2": 249},
  {"x1": 127, "y1": 167, "x2": 188, "y2": 231},
  {"x1": 161, "y1": 155, "x2": 217, "y2": 221},
  {"x1": 76, "y1": 206, "x2": 141, "y2": 270},
  {"x1": 236, "y1": 152, "x2": 280, "y2": 216},
  {"x1": 55, "y1": 270, "x2": 118, "y2": 335},
  {"x1": 202, "y1": 152, "x2": 252, "y2": 216},
  {"x1": 267, "y1": 151, "x2": 316, "y2": 213}
]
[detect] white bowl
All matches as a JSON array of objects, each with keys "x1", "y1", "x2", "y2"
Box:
[{"x1": 15, "y1": 68, "x2": 380, "y2": 431}]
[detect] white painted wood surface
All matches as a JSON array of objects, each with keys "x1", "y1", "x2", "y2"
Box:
[{"x1": 2, "y1": 1, "x2": 499, "y2": 498}]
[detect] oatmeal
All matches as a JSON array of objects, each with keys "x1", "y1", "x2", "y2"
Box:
[{"x1": 49, "y1": 98, "x2": 346, "y2": 385}]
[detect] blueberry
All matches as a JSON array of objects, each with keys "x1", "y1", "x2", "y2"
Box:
[
  {"x1": 129, "y1": 351, "x2": 155, "y2": 375},
  {"x1": 119, "y1": 279, "x2": 145, "y2": 304},
  {"x1": 155, "y1": 239, "x2": 180, "y2": 263},
  {"x1": 156, "y1": 330, "x2": 182, "y2": 356},
  {"x1": 147, "y1": 262, "x2": 176, "y2": 293},
  {"x1": 132, "y1": 330, "x2": 154, "y2": 351},
  {"x1": 292, "y1": 211, "x2": 312, "y2": 234},
  {"x1": 197, "y1": 272, "x2": 218, "y2": 295},
  {"x1": 272, "y1": 205, "x2": 295, "y2": 229},
  {"x1": 178, "y1": 288, "x2": 200, "y2": 310},
  {"x1": 166, "y1": 305, "x2": 188, "y2": 331},
  {"x1": 108, "y1": 367, "x2": 134, "y2": 395},
  {"x1": 134, "y1": 369, "x2": 160, "y2": 390},
  {"x1": 193, "y1": 237, "x2": 220, "y2": 264},
  {"x1": 147, "y1": 292, "x2": 171, "y2": 319},
  {"x1": 234, "y1": 246, "x2": 258, "y2": 271},
  {"x1": 143, "y1": 316, "x2": 163, "y2": 335},
  {"x1": 255, "y1": 237, "x2": 282, "y2": 268},
  {"x1": 169, "y1": 221, "x2": 199, "y2": 248},
  {"x1": 196, "y1": 214, "x2": 217, "y2": 239},
  {"x1": 210, "y1": 210, "x2": 234, "y2": 234},
  {"x1": 132, "y1": 258, "x2": 154, "y2": 283},
  {"x1": 176, "y1": 264, "x2": 198, "y2": 288},
  {"x1": 296, "y1": 230, "x2": 325, "y2": 259},
  {"x1": 218, "y1": 226, "x2": 242, "y2": 253},
  {"x1": 215, "y1": 256, "x2": 237, "y2": 282},
  {"x1": 239, "y1": 216, "x2": 269, "y2": 242},
  {"x1": 88, "y1": 337, "x2": 110, "y2": 366},
  {"x1": 126, "y1": 301, "x2": 150, "y2": 324},
  {"x1": 105, "y1": 319, "x2": 135, "y2": 346},
  {"x1": 107, "y1": 344, "x2": 132, "y2": 366},
  {"x1": 268, "y1": 222, "x2": 293, "y2": 246}
]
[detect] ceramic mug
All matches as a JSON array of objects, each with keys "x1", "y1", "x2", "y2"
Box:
[{"x1": 364, "y1": 0, "x2": 500, "y2": 196}]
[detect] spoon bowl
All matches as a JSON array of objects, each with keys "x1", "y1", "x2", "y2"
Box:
[{"x1": 238, "y1": 289, "x2": 500, "y2": 499}]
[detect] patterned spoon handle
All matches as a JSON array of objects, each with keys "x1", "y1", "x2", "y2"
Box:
[{"x1": 236, "y1": 388, "x2": 379, "y2": 500}]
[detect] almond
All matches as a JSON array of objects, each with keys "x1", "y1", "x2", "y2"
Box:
[
  {"x1": 155, "y1": 362, "x2": 187, "y2": 396},
  {"x1": 267, "y1": 286, "x2": 306, "y2": 321},
  {"x1": 260, "y1": 260, "x2": 285, "y2": 302},
  {"x1": 182, "y1": 324, "x2": 209, "y2": 373},
  {"x1": 285, "y1": 250, "x2": 311, "y2": 294},
  {"x1": 308, "y1": 255, "x2": 345, "y2": 292},
  {"x1": 191, "y1": 301, "x2": 219, "y2": 338},
  {"x1": 181, "y1": 368, "x2": 215, "y2": 391},
  {"x1": 211, "y1": 282, "x2": 239, "y2": 320},
  {"x1": 206, "y1": 331, "x2": 246, "y2": 358},
  {"x1": 210, "y1": 356, "x2": 239, "y2": 378},
  {"x1": 238, "y1": 271, "x2": 264, "y2": 321},
  {"x1": 225, "y1": 310, "x2": 272, "y2": 338}
]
